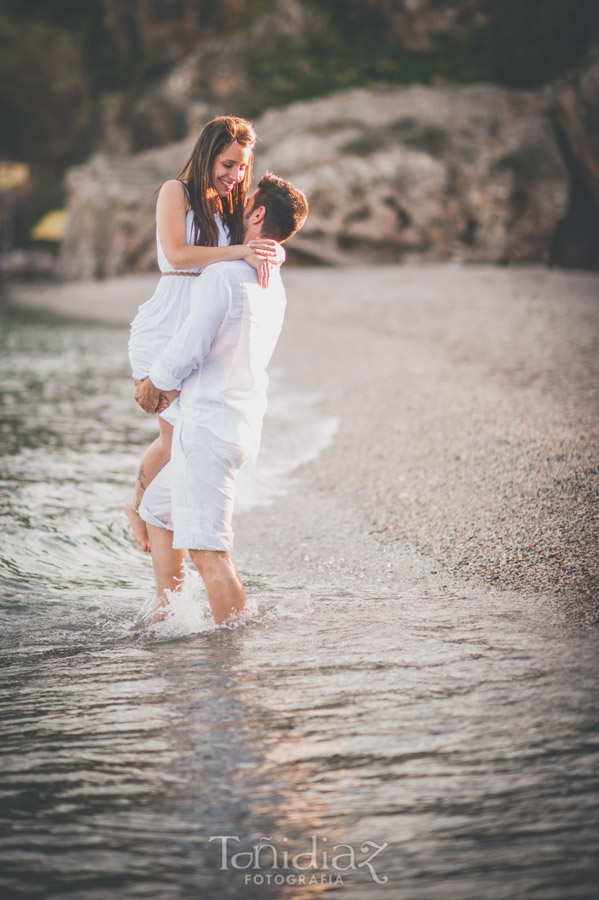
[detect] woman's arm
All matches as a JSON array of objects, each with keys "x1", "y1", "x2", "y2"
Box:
[{"x1": 156, "y1": 180, "x2": 280, "y2": 286}]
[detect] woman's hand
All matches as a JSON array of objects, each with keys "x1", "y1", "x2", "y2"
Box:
[
  {"x1": 244, "y1": 239, "x2": 286, "y2": 288},
  {"x1": 156, "y1": 389, "x2": 180, "y2": 413},
  {"x1": 243, "y1": 245, "x2": 272, "y2": 288},
  {"x1": 246, "y1": 239, "x2": 286, "y2": 266}
]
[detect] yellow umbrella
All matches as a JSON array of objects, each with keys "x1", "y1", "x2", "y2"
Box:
[{"x1": 30, "y1": 209, "x2": 68, "y2": 242}]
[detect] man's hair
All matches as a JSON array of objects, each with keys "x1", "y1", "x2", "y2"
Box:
[{"x1": 253, "y1": 172, "x2": 308, "y2": 242}]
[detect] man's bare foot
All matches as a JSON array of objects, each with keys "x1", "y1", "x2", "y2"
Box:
[
  {"x1": 133, "y1": 597, "x2": 171, "y2": 628},
  {"x1": 124, "y1": 496, "x2": 151, "y2": 552},
  {"x1": 148, "y1": 599, "x2": 171, "y2": 624}
]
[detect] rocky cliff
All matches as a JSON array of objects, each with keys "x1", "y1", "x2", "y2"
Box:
[
  {"x1": 549, "y1": 49, "x2": 599, "y2": 268},
  {"x1": 59, "y1": 81, "x2": 571, "y2": 278},
  {"x1": 256, "y1": 84, "x2": 568, "y2": 267}
]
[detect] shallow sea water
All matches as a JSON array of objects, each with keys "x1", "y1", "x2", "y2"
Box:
[{"x1": 0, "y1": 302, "x2": 597, "y2": 900}]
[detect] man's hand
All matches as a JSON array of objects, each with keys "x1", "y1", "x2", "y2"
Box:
[{"x1": 134, "y1": 377, "x2": 161, "y2": 414}]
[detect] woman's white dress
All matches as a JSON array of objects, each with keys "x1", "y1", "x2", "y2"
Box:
[{"x1": 128, "y1": 208, "x2": 229, "y2": 380}]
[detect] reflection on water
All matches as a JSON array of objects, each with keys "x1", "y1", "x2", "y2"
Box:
[{"x1": 0, "y1": 301, "x2": 597, "y2": 900}]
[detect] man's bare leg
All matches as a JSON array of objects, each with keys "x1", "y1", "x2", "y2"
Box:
[
  {"x1": 146, "y1": 523, "x2": 185, "y2": 622},
  {"x1": 125, "y1": 413, "x2": 175, "y2": 552},
  {"x1": 189, "y1": 550, "x2": 247, "y2": 625}
]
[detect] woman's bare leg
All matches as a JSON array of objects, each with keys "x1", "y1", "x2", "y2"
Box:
[
  {"x1": 134, "y1": 417, "x2": 174, "y2": 509},
  {"x1": 125, "y1": 409, "x2": 175, "y2": 552}
]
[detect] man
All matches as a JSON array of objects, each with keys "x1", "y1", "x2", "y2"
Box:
[{"x1": 134, "y1": 173, "x2": 309, "y2": 625}]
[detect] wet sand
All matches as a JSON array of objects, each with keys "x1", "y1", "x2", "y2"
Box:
[{"x1": 8, "y1": 264, "x2": 599, "y2": 621}]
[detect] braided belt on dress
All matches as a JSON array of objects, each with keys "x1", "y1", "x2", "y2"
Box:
[{"x1": 162, "y1": 271, "x2": 201, "y2": 276}]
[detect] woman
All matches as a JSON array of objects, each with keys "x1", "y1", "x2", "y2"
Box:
[{"x1": 125, "y1": 115, "x2": 283, "y2": 552}]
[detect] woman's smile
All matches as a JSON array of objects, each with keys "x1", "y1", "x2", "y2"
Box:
[{"x1": 211, "y1": 141, "x2": 252, "y2": 198}]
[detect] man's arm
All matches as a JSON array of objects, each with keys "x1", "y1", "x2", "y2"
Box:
[{"x1": 134, "y1": 269, "x2": 230, "y2": 413}]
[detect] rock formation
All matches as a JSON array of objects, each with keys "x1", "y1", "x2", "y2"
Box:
[
  {"x1": 549, "y1": 51, "x2": 599, "y2": 268},
  {"x1": 59, "y1": 144, "x2": 186, "y2": 280},
  {"x1": 59, "y1": 82, "x2": 570, "y2": 278},
  {"x1": 255, "y1": 84, "x2": 568, "y2": 266},
  {"x1": 553, "y1": 51, "x2": 599, "y2": 207}
]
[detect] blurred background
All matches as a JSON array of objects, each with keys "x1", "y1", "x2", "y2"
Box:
[{"x1": 1, "y1": 0, "x2": 598, "y2": 279}]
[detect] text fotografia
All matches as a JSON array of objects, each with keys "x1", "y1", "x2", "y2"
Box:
[{"x1": 209, "y1": 834, "x2": 389, "y2": 886}]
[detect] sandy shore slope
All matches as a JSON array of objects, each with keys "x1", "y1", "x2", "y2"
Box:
[{"x1": 7, "y1": 264, "x2": 599, "y2": 619}]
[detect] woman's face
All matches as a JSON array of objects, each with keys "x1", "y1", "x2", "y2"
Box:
[{"x1": 211, "y1": 141, "x2": 252, "y2": 198}]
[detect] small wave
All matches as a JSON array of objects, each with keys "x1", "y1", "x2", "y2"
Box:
[{"x1": 236, "y1": 379, "x2": 338, "y2": 513}]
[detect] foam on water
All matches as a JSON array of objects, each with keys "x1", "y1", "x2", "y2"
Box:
[
  {"x1": 133, "y1": 568, "x2": 291, "y2": 639},
  {"x1": 236, "y1": 369, "x2": 338, "y2": 513},
  {"x1": 135, "y1": 570, "x2": 220, "y2": 636}
]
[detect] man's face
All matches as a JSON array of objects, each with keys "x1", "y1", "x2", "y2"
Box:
[{"x1": 243, "y1": 190, "x2": 259, "y2": 225}]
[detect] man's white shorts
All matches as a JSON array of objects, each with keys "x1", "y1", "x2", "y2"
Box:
[{"x1": 138, "y1": 421, "x2": 249, "y2": 552}]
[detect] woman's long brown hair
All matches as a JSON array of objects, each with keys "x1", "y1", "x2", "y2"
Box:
[{"x1": 175, "y1": 115, "x2": 256, "y2": 246}]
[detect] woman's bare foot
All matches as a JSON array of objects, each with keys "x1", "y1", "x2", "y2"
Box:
[{"x1": 124, "y1": 496, "x2": 151, "y2": 552}]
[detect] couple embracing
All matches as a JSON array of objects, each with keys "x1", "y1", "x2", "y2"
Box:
[{"x1": 125, "y1": 115, "x2": 308, "y2": 625}]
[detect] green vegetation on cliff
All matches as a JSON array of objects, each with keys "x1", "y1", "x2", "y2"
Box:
[
  {"x1": 2, "y1": 0, "x2": 597, "y2": 171},
  {"x1": 247, "y1": 0, "x2": 598, "y2": 112}
]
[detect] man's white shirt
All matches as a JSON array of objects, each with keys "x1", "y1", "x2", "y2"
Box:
[{"x1": 148, "y1": 259, "x2": 287, "y2": 462}]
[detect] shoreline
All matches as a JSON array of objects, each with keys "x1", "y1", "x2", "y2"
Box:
[
  {"x1": 5, "y1": 273, "x2": 157, "y2": 325},
  {"x1": 5, "y1": 263, "x2": 599, "y2": 621}
]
